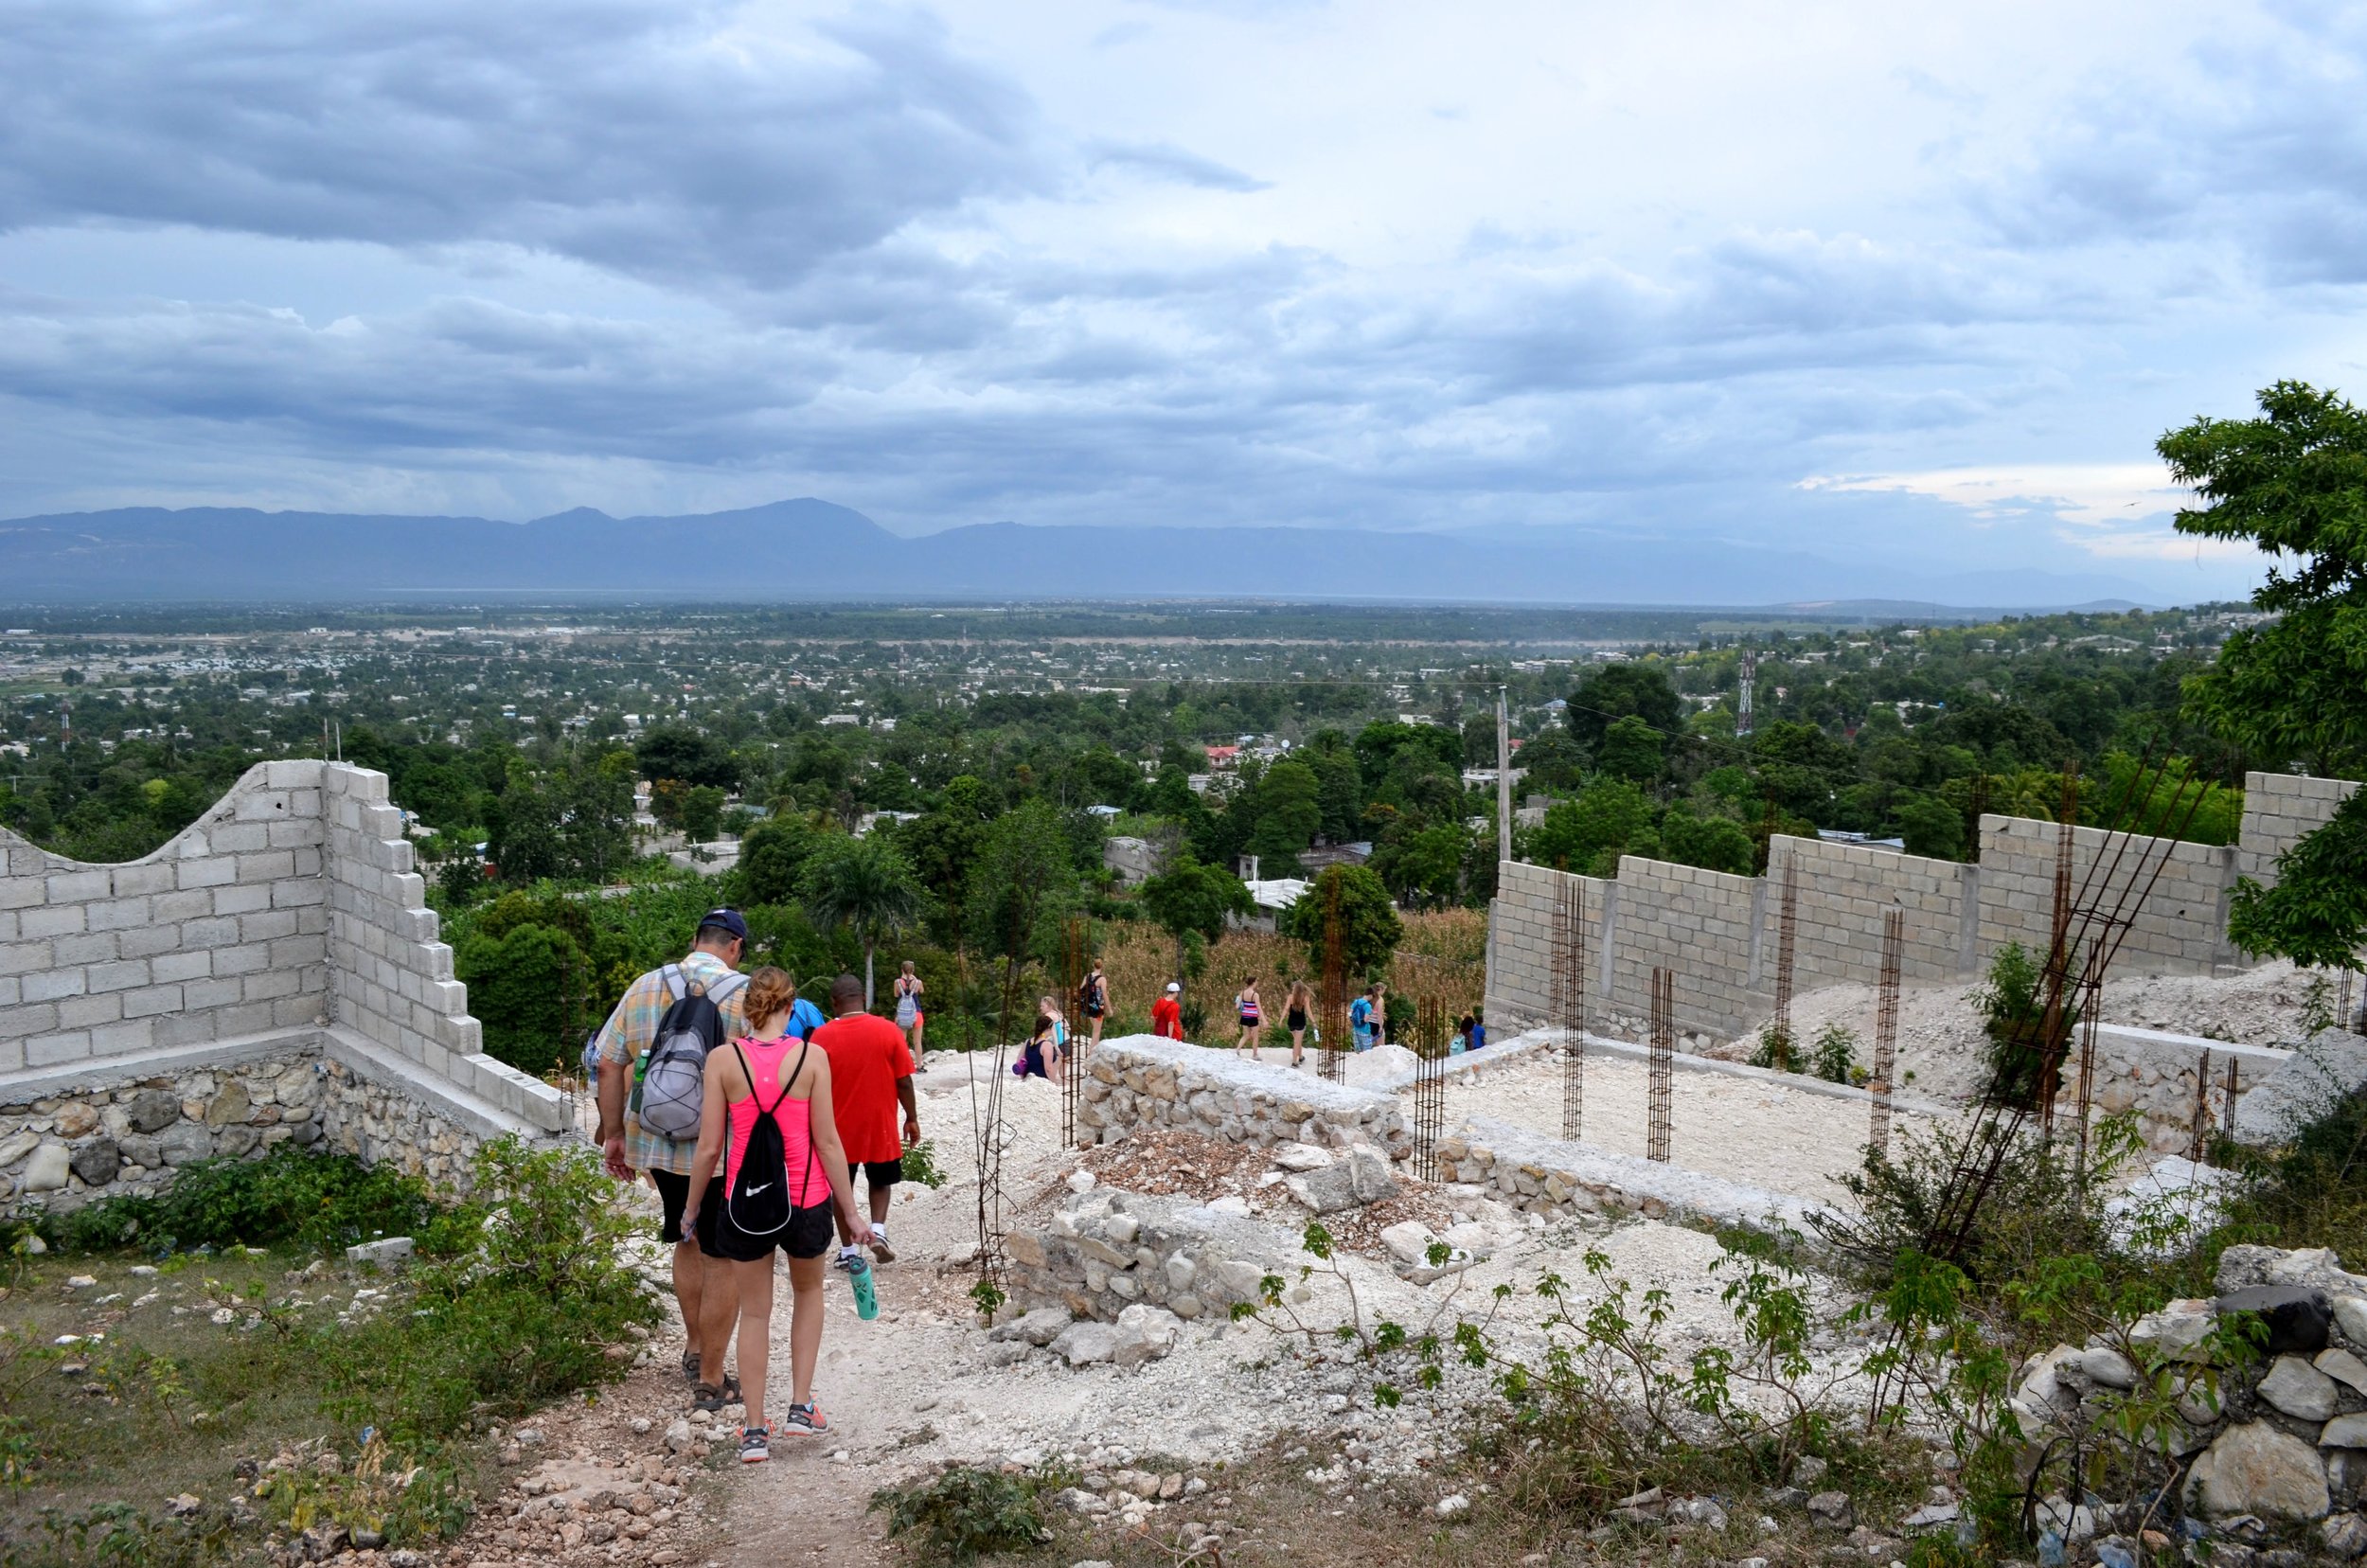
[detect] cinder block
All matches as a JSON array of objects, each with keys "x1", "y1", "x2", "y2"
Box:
[
  {"x1": 20, "y1": 903, "x2": 87, "y2": 939},
  {"x1": 22, "y1": 966, "x2": 87, "y2": 1003},
  {"x1": 86, "y1": 958, "x2": 151, "y2": 993},
  {"x1": 240, "y1": 911, "x2": 298, "y2": 943},
  {"x1": 181, "y1": 916, "x2": 240, "y2": 949},
  {"x1": 237, "y1": 851, "x2": 297, "y2": 883},
  {"x1": 118, "y1": 923, "x2": 182, "y2": 960},
  {"x1": 27, "y1": 1029, "x2": 93, "y2": 1066},
  {"x1": 207, "y1": 823, "x2": 270, "y2": 854},
  {"x1": 212, "y1": 883, "x2": 272, "y2": 917},
  {"x1": 111, "y1": 862, "x2": 175, "y2": 896},
  {"x1": 0, "y1": 1002, "x2": 59, "y2": 1039},
  {"x1": 121, "y1": 985, "x2": 184, "y2": 1020},
  {"x1": 177, "y1": 858, "x2": 237, "y2": 890},
  {"x1": 50, "y1": 931, "x2": 118, "y2": 966},
  {"x1": 89, "y1": 1018, "x2": 156, "y2": 1056}
]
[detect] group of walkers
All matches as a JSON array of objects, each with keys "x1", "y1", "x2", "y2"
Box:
[
  {"x1": 593, "y1": 916, "x2": 1486, "y2": 1465},
  {"x1": 594, "y1": 908, "x2": 917, "y2": 1465}
]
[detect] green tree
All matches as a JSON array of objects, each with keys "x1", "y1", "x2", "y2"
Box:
[
  {"x1": 1595, "y1": 714, "x2": 1665, "y2": 782},
  {"x1": 1656, "y1": 804, "x2": 1755, "y2": 876},
  {"x1": 1242, "y1": 758, "x2": 1323, "y2": 870},
  {"x1": 738, "y1": 815, "x2": 819, "y2": 906},
  {"x1": 1565, "y1": 665, "x2": 1683, "y2": 753},
  {"x1": 454, "y1": 921, "x2": 584, "y2": 1073},
  {"x1": 1138, "y1": 853, "x2": 1254, "y2": 976},
  {"x1": 1893, "y1": 792, "x2": 1966, "y2": 861},
  {"x1": 1527, "y1": 776, "x2": 1653, "y2": 874},
  {"x1": 488, "y1": 759, "x2": 561, "y2": 882},
  {"x1": 1279, "y1": 864, "x2": 1403, "y2": 979},
  {"x1": 681, "y1": 784, "x2": 726, "y2": 844},
  {"x1": 1373, "y1": 821, "x2": 1469, "y2": 907},
  {"x1": 964, "y1": 797, "x2": 1080, "y2": 968},
  {"x1": 635, "y1": 724, "x2": 739, "y2": 790},
  {"x1": 2162, "y1": 382, "x2": 2367, "y2": 968},
  {"x1": 802, "y1": 833, "x2": 926, "y2": 1007}
]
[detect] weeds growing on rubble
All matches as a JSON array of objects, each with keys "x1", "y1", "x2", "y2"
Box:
[{"x1": 869, "y1": 1464, "x2": 1071, "y2": 1563}]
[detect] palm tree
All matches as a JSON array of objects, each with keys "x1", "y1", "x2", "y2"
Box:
[{"x1": 801, "y1": 833, "x2": 926, "y2": 1008}]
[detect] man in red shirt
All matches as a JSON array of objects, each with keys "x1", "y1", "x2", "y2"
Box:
[
  {"x1": 1151, "y1": 980, "x2": 1184, "y2": 1041},
  {"x1": 811, "y1": 973, "x2": 919, "y2": 1265}
]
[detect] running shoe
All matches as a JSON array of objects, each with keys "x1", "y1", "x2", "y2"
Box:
[
  {"x1": 781, "y1": 1403, "x2": 829, "y2": 1437},
  {"x1": 739, "y1": 1425, "x2": 770, "y2": 1465},
  {"x1": 832, "y1": 1246, "x2": 866, "y2": 1274},
  {"x1": 868, "y1": 1227, "x2": 896, "y2": 1264}
]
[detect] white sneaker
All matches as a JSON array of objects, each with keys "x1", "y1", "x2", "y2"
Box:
[{"x1": 869, "y1": 1226, "x2": 895, "y2": 1263}]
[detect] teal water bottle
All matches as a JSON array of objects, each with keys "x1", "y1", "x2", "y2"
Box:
[{"x1": 846, "y1": 1255, "x2": 879, "y2": 1320}]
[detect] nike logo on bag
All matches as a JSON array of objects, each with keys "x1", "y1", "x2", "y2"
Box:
[{"x1": 745, "y1": 1183, "x2": 772, "y2": 1196}]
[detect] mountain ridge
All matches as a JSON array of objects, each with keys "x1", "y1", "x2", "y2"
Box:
[{"x1": 0, "y1": 497, "x2": 2169, "y2": 609}]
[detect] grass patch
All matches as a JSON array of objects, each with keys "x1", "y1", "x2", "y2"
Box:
[{"x1": 0, "y1": 1138, "x2": 658, "y2": 1568}]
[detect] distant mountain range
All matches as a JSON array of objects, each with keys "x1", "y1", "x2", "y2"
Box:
[{"x1": 0, "y1": 498, "x2": 2168, "y2": 608}]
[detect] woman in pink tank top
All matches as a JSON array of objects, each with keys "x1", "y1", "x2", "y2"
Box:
[{"x1": 681, "y1": 967, "x2": 871, "y2": 1463}]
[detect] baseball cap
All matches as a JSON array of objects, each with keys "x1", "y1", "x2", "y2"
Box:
[
  {"x1": 1166, "y1": 981, "x2": 1182, "y2": 993},
  {"x1": 697, "y1": 907, "x2": 750, "y2": 944}
]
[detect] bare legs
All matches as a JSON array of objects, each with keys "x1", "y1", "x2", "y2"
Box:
[
  {"x1": 734, "y1": 1256, "x2": 774, "y2": 1429},
  {"x1": 695, "y1": 1251, "x2": 737, "y2": 1389},
  {"x1": 1290, "y1": 1026, "x2": 1305, "y2": 1067},
  {"x1": 787, "y1": 1255, "x2": 828, "y2": 1408}
]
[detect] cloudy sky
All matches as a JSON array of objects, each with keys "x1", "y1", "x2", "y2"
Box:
[{"x1": 2, "y1": 0, "x2": 2360, "y2": 599}]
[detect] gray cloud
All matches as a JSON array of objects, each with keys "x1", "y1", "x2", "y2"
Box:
[
  {"x1": 0, "y1": 1, "x2": 1045, "y2": 291},
  {"x1": 1979, "y1": 5, "x2": 2367, "y2": 285},
  {"x1": 1089, "y1": 140, "x2": 1272, "y2": 190}
]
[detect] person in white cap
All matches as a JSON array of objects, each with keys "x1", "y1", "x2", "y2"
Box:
[{"x1": 1151, "y1": 980, "x2": 1184, "y2": 1040}]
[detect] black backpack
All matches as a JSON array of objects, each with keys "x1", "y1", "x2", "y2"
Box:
[
  {"x1": 724, "y1": 1041, "x2": 817, "y2": 1238},
  {"x1": 632, "y1": 965, "x2": 750, "y2": 1142}
]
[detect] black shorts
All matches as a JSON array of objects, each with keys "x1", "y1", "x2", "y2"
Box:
[
  {"x1": 650, "y1": 1169, "x2": 723, "y2": 1255},
  {"x1": 1286, "y1": 1010, "x2": 1308, "y2": 1032},
  {"x1": 707, "y1": 1200, "x2": 835, "y2": 1262},
  {"x1": 862, "y1": 1158, "x2": 902, "y2": 1189}
]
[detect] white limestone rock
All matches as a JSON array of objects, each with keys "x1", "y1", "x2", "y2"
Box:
[{"x1": 2188, "y1": 1421, "x2": 2332, "y2": 1521}]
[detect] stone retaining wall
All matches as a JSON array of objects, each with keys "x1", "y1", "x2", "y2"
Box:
[
  {"x1": 1434, "y1": 1115, "x2": 1818, "y2": 1234},
  {"x1": 1003, "y1": 1188, "x2": 1291, "y2": 1323},
  {"x1": 0, "y1": 1027, "x2": 521, "y2": 1207},
  {"x1": 1078, "y1": 1037, "x2": 1411, "y2": 1161}
]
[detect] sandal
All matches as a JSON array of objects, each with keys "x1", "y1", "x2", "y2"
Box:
[
  {"x1": 692, "y1": 1374, "x2": 741, "y2": 1412},
  {"x1": 679, "y1": 1348, "x2": 700, "y2": 1384}
]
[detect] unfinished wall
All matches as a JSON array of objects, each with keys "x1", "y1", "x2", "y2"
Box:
[
  {"x1": 1602, "y1": 858, "x2": 1760, "y2": 1036},
  {"x1": 1, "y1": 760, "x2": 329, "y2": 1073},
  {"x1": 1, "y1": 759, "x2": 568, "y2": 1208},
  {"x1": 1486, "y1": 768, "x2": 2357, "y2": 1044},
  {"x1": 1974, "y1": 813, "x2": 2234, "y2": 976},
  {"x1": 2237, "y1": 771, "x2": 2359, "y2": 886},
  {"x1": 1767, "y1": 834, "x2": 1974, "y2": 991}
]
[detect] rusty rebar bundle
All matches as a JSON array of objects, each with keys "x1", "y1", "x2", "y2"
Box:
[
  {"x1": 1869, "y1": 908, "x2": 1903, "y2": 1162},
  {"x1": 1647, "y1": 967, "x2": 1674, "y2": 1164},
  {"x1": 1319, "y1": 876, "x2": 1347, "y2": 1082},
  {"x1": 1412, "y1": 992, "x2": 1449, "y2": 1181},
  {"x1": 1059, "y1": 917, "x2": 1085, "y2": 1149},
  {"x1": 2189, "y1": 1049, "x2": 2215, "y2": 1164},
  {"x1": 1553, "y1": 873, "x2": 1587, "y2": 1141},
  {"x1": 1770, "y1": 859, "x2": 1799, "y2": 1071}
]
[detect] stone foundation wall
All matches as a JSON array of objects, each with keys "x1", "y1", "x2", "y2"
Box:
[
  {"x1": 1078, "y1": 1037, "x2": 1411, "y2": 1161},
  {"x1": 1433, "y1": 1114, "x2": 1817, "y2": 1234},
  {"x1": 0, "y1": 1033, "x2": 504, "y2": 1210}
]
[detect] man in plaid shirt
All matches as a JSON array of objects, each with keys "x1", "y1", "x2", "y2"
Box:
[{"x1": 596, "y1": 908, "x2": 751, "y2": 1405}]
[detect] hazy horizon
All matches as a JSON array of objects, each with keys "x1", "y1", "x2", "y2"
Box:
[{"x1": 3, "y1": 2, "x2": 2357, "y2": 603}]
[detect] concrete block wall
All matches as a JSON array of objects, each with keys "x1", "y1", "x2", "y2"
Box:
[
  {"x1": 2237, "y1": 771, "x2": 2359, "y2": 886},
  {"x1": 1487, "y1": 769, "x2": 2358, "y2": 1045},
  {"x1": 1974, "y1": 813, "x2": 2234, "y2": 976},
  {"x1": 1484, "y1": 860, "x2": 1610, "y2": 1030},
  {"x1": 1, "y1": 760, "x2": 564, "y2": 1149},
  {"x1": 319, "y1": 766, "x2": 561, "y2": 1130},
  {"x1": 0, "y1": 761, "x2": 330, "y2": 1075},
  {"x1": 1604, "y1": 856, "x2": 1760, "y2": 1036},
  {"x1": 1766, "y1": 833, "x2": 1973, "y2": 991}
]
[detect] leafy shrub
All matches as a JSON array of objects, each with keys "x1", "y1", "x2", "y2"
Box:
[
  {"x1": 40, "y1": 1146, "x2": 471, "y2": 1257},
  {"x1": 318, "y1": 1138, "x2": 659, "y2": 1444},
  {"x1": 1809, "y1": 1023, "x2": 1859, "y2": 1085},
  {"x1": 1748, "y1": 1023, "x2": 1796, "y2": 1074},
  {"x1": 899, "y1": 1139, "x2": 947, "y2": 1190},
  {"x1": 869, "y1": 1466, "x2": 1054, "y2": 1563},
  {"x1": 1973, "y1": 941, "x2": 2080, "y2": 1109}
]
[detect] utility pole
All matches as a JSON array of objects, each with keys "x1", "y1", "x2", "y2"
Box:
[
  {"x1": 1496, "y1": 686, "x2": 1514, "y2": 865},
  {"x1": 1736, "y1": 650, "x2": 1755, "y2": 739}
]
